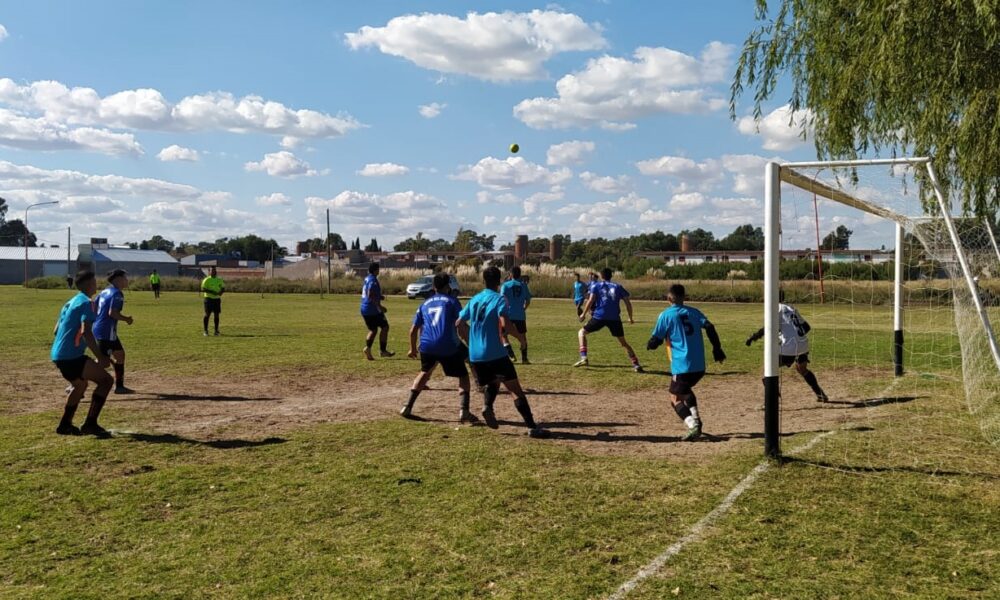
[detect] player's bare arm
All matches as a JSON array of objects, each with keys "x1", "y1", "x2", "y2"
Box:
[
  {"x1": 579, "y1": 295, "x2": 595, "y2": 322},
  {"x1": 456, "y1": 319, "x2": 470, "y2": 346},
  {"x1": 704, "y1": 323, "x2": 726, "y2": 363},
  {"x1": 408, "y1": 324, "x2": 421, "y2": 358},
  {"x1": 624, "y1": 298, "x2": 635, "y2": 324},
  {"x1": 110, "y1": 306, "x2": 134, "y2": 326}
]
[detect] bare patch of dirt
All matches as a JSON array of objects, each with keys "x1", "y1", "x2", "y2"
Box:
[{"x1": 2, "y1": 362, "x2": 890, "y2": 460}]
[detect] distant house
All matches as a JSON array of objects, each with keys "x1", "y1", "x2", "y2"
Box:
[
  {"x1": 79, "y1": 245, "x2": 179, "y2": 278},
  {"x1": 635, "y1": 249, "x2": 894, "y2": 266},
  {"x1": 0, "y1": 246, "x2": 80, "y2": 284}
]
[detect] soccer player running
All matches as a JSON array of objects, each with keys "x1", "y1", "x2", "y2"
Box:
[
  {"x1": 457, "y1": 266, "x2": 549, "y2": 438},
  {"x1": 746, "y1": 290, "x2": 829, "y2": 402},
  {"x1": 361, "y1": 262, "x2": 394, "y2": 360},
  {"x1": 646, "y1": 284, "x2": 727, "y2": 441},
  {"x1": 403, "y1": 273, "x2": 477, "y2": 423},
  {"x1": 93, "y1": 269, "x2": 135, "y2": 394},
  {"x1": 50, "y1": 270, "x2": 114, "y2": 438},
  {"x1": 149, "y1": 269, "x2": 161, "y2": 299},
  {"x1": 500, "y1": 265, "x2": 532, "y2": 364},
  {"x1": 575, "y1": 267, "x2": 643, "y2": 372},
  {"x1": 572, "y1": 273, "x2": 587, "y2": 317},
  {"x1": 201, "y1": 266, "x2": 225, "y2": 336}
]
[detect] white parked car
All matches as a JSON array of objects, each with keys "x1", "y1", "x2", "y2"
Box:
[{"x1": 407, "y1": 274, "x2": 461, "y2": 299}]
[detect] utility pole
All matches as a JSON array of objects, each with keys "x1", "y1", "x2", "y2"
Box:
[
  {"x1": 326, "y1": 208, "x2": 332, "y2": 294},
  {"x1": 66, "y1": 227, "x2": 71, "y2": 282},
  {"x1": 23, "y1": 200, "x2": 59, "y2": 287}
]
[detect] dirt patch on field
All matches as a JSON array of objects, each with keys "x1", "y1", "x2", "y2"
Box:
[{"x1": 2, "y1": 361, "x2": 896, "y2": 460}]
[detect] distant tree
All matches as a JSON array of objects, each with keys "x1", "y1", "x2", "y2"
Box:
[
  {"x1": 365, "y1": 238, "x2": 381, "y2": 252},
  {"x1": 394, "y1": 232, "x2": 452, "y2": 252},
  {"x1": 138, "y1": 235, "x2": 175, "y2": 252},
  {"x1": 453, "y1": 228, "x2": 496, "y2": 252},
  {"x1": 678, "y1": 228, "x2": 718, "y2": 251},
  {"x1": 718, "y1": 224, "x2": 765, "y2": 251},
  {"x1": 821, "y1": 225, "x2": 853, "y2": 250},
  {"x1": 0, "y1": 197, "x2": 38, "y2": 247}
]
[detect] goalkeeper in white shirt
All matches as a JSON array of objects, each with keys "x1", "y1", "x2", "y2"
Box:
[{"x1": 747, "y1": 290, "x2": 829, "y2": 402}]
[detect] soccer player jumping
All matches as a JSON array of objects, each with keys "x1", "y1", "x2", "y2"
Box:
[
  {"x1": 50, "y1": 270, "x2": 114, "y2": 438},
  {"x1": 746, "y1": 290, "x2": 829, "y2": 402},
  {"x1": 500, "y1": 265, "x2": 532, "y2": 364},
  {"x1": 646, "y1": 284, "x2": 727, "y2": 441},
  {"x1": 404, "y1": 273, "x2": 477, "y2": 423},
  {"x1": 457, "y1": 266, "x2": 548, "y2": 438},
  {"x1": 361, "y1": 262, "x2": 394, "y2": 360},
  {"x1": 575, "y1": 267, "x2": 643, "y2": 372},
  {"x1": 93, "y1": 269, "x2": 135, "y2": 394}
]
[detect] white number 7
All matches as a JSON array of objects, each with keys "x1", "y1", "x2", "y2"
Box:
[{"x1": 428, "y1": 306, "x2": 443, "y2": 326}]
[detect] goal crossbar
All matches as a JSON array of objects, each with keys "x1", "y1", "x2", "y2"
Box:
[{"x1": 779, "y1": 167, "x2": 908, "y2": 224}]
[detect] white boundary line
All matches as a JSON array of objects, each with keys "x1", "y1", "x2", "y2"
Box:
[{"x1": 606, "y1": 430, "x2": 836, "y2": 600}]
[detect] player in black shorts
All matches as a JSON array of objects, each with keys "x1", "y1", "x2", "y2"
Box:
[
  {"x1": 404, "y1": 273, "x2": 477, "y2": 423},
  {"x1": 575, "y1": 268, "x2": 643, "y2": 372}
]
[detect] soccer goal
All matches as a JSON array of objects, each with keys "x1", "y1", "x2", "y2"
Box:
[{"x1": 762, "y1": 158, "x2": 1000, "y2": 457}]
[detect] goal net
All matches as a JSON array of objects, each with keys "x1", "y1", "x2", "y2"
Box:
[{"x1": 762, "y1": 158, "x2": 1000, "y2": 462}]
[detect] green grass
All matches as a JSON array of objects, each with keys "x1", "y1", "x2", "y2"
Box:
[{"x1": 0, "y1": 286, "x2": 996, "y2": 598}]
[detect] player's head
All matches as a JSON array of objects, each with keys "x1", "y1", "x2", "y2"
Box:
[
  {"x1": 601, "y1": 267, "x2": 613, "y2": 281},
  {"x1": 590, "y1": 272, "x2": 598, "y2": 281},
  {"x1": 74, "y1": 270, "x2": 97, "y2": 295},
  {"x1": 107, "y1": 268, "x2": 128, "y2": 289},
  {"x1": 210, "y1": 266, "x2": 218, "y2": 277},
  {"x1": 668, "y1": 283, "x2": 686, "y2": 304},
  {"x1": 483, "y1": 266, "x2": 502, "y2": 290},
  {"x1": 152, "y1": 269, "x2": 157, "y2": 274},
  {"x1": 575, "y1": 273, "x2": 581, "y2": 281},
  {"x1": 433, "y1": 272, "x2": 451, "y2": 293},
  {"x1": 511, "y1": 265, "x2": 521, "y2": 280},
  {"x1": 368, "y1": 262, "x2": 380, "y2": 276}
]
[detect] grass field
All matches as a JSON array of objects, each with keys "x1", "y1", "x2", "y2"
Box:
[{"x1": 1, "y1": 286, "x2": 997, "y2": 598}]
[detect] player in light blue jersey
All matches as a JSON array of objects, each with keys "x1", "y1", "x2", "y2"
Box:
[
  {"x1": 93, "y1": 269, "x2": 134, "y2": 394},
  {"x1": 403, "y1": 273, "x2": 477, "y2": 423},
  {"x1": 572, "y1": 273, "x2": 587, "y2": 317},
  {"x1": 458, "y1": 266, "x2": 548, "y2": 438},
  {"x1": 575, "y1": 268, "x2": 643, "y2": 372},
  {"x1": 50, "y1": 270, "x2": 114, "y2": 438},
  {"x1": 500, "y1": 265, "x2": 532, "y2": 364},
  {"x1": 360, "y1": 262, "x2": 394, "y2": 360},
  {"x1": 647, "y1": 284, "x2": 727, "y2": 441}
]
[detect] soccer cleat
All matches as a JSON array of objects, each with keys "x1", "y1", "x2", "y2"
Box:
[
  {"x1": 816, "y1": 391, "x2": 829, "y2": 403},
  {"x1": 520, "y1": 358, "x2": 531, "y2": 365},
  {"x1": 528, "y1": 427, "x2": 551, "y2": 439},
  {"x1": 203, "y1": 331, "x2": 209, "y2": 337},
  {"x1": 55, "y1": 423, "x2": 82, "y2": 436},
  {"x1": 80, "y1": 423, "x2": 112, "y2": 439},
  {"x1": 682, "y1": 424, "x2": 702, "y2": 442},
  {"x1": 64, "y1": 384, "x2": 73, "y2": 394},
  {"x1": 481, "y1": 408, "x2": 499, "y2": 429},
  {"x1": 399, "y1": 406, "x2": 414, "y2": 419},
  {"x1": 362, "y1": 347, "x2": 374, "y2": 361},
  {"x1": 573, "y1": 357, "x2": 589, "y2": 368},
  {"x1": 459, "y1": 409, "x2": 479, "y2": 424},
  {"x1": 379, "y1": 350, "x2": 396, "y2": 358},
  {"x1": 505, "y1": 345, "x2": 516, "y2": 359},
  {"x1": 214, "y1": 330, "x2": 220, "y2": 336},
  {"x1": 114, "y1": 386, "x2": 135, "y2": 395},
  {"x1": 633, "y1": 364, "x2": 644, "y2": 373}
]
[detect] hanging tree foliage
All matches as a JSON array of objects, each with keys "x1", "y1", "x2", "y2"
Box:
[{"x1": 731, "y1": 0, "x2": 1000, "y2": 215}]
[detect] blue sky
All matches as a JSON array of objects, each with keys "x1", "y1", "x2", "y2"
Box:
[{"x1": 1, "y1": 1, "x2": 887, "y2": 252}]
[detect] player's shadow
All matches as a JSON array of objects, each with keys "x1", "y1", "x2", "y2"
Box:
[
  {"x1": 780, "y1": 456, "x2": 1000, "y2": 481},
  {"x1": 214, "y1": 333, "x2": 294, "y2": 338},
  {"x1": 123, "y1": 432, "x2": 286, "y2": 449},
  {"x1": 139, "y1": 392, "x2": 280, "y2": 402},
  {"x1": 535, "y1": 420, "x2": 636, "y2": 429},
  {"x1": 825, "y1": 396, "x2": 923, "y2": 408}
]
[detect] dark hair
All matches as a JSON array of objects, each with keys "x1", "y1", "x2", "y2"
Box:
[
  {"x1": 483, "y1": 266, "x2": 502, "y2": 288},
  {"x1": 74, "y1": 270, "x2": 95, "y2": 289},
  {"x1": 668, "y1": 283, "x2": 686, "y2": 300},
  {"x1": 575, "y1": 273, "x2": 581, "y2": 280},
  {"x1": 433, "y1": 272, "x2": 451, "y2": 292},
  {"x1": 590, "y1": 272, "x2": 599, "y2": 280},
  {"x1": 368, "y1": 262, "x2": 380, "y2": 274},
  {"x1": 601, "y1": 267, "x2": 613, "y2": 280},
  {"x1": 107, "y1": 268, "x2": 127, "y2": 282},
  {"x1": 511, "y1": 265, "x2": 521, "y2": 279}
]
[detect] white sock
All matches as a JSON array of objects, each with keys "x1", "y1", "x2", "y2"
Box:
[
  {"x1": 689, "y1": 406, "x2": 700, "y2": 422},
  {"x1": 684, "y1": 416, "x2": 698, "y2": 429}
]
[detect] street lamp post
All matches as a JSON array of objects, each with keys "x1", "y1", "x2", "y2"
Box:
[{"x1": 23, "y1": 200, "x2": 59, "y2": 287}]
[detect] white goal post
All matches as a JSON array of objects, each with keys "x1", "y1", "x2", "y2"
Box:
[{"x1": 762, "y1": 157, "x2": 1000, "y2": 457}]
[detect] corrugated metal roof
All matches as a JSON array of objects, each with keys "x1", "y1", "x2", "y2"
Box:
[
  {"x1": 0, "y1": 246, "x2": 80, "y2": 261},
  {"x1": 94, "y1": 249, "x2": 178, "y2": 264}
]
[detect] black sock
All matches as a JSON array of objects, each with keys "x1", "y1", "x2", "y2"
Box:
[
  {"x1": 406, "y1": 389, "x2": 419, "y2": 410},
  {"x1": 366, "y1": 337, "x2": 374, "y2": 350},
  {"x1": 802, "y1": 370, "x2": 823, "y2": 395},
  {"x1": 113, "y1": 363, "x2": 124, "y2": 388},
  {"x1": 84, "y1": 391, "x2": 107, "y2": 426},
  {"x1": 213, "y1": 315, "x2": 220, "y2": 332},
  {"x1": 379, "y1": 339, "x2": 388, "y2": 353},
  {"x1": 460, "y1": 390, "x2": 470, "y2": 411},
  {"x1": 521, "y1": 347, "x2": 528, "y2": 362},
  {"x1": 672, "y1": 401, "x2": 692, "y2": 422},
  {"x1": 514, "y1": 395, "x2": 537, "y2": 429},
  {"x1": 60, "y1": 403, "x2": 78, "y2": 427},
  {"x1": 203, "y1": 316, "x2": 209, "y2": 332},
  {"x1": 484, "y1": 383, "x2": 499, "y2": 410},
  {"x1": 684, "y1": 393, "x2": 697, "y2": 408}
]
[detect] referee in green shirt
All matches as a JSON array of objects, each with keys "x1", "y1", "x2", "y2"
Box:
[
  {"x1": 149, "y1": 270, "x2": 161, "y2": 299},
  {"x1": 201, "y1": 266, "x2": 225, "y2": 336}
]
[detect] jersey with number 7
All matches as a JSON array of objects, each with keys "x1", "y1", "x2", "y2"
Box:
[
  {"x1": 412, "y1": 293, "x2": 462, "y2": 356},
  {"x1": 651, "y1": 305, "x2": 712, "y2": 374}
]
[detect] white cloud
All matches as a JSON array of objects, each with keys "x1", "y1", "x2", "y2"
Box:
[
  {"x1": 304, "y1": 191, "x2": 465, "y2": 241},
  {"x1": 244, "y1": 151, "x2": 320, "y2": 178},
  {"x1": 0, "y1": 108, "x2": 143, "y2": 155},
  {"x1": 483, "y1": 215, "x2": 497, "y2": 225},
  {"x1": 579, "y1": 171, "x2": 630, "y2": 194},
  {"x1": 454, "y1": 156, "x2": 572, "y2": 190},
  {"x1": 0, "y1": 78, "x2": 363, "y2": 140},
  {"x1": 636, "y1": 155, "x2": 718, "y2": 180},
  {"x1": 418, "y1": 102, "x2": 446, "y2": 118},
  {"x1": 59, "y1": 196, "x2": 126, "y2": 214},
  {"x1": 514, "y1": 42, "x2": 733, "y2": 129},
  {"x1": 346, "y1": 10, "x2": 606, "y2": 81},
  {"x1": 557, "y1": 192, "x2": 650, "y2": 229},
  {"x1": 156, "y1": 144, "x2": 200, "y2": 162},
  {"x1": 476, "y1": 190, "x2": 521, "y2": 205},
  {"x1": 256, "y1": 192, "x2": 292, "y2": 207},
  {"x1": 546, "y1": 140, "x2": 594, "y2": 166},
  {"x1": 670, "y1": 191, "x2": 707, "y2": 211},
  {"x1": 737, "y1": 104, "x2": 812, "y2": 151},
  {"x1": 0, "y1": 160, "x2": 223, "y2": 201},
  {"x1": 357, "y1": 162, "x2": 410, "y2": 177},
  {"x1": 721, "y1": 153, "x2": 772, "y2": 194},
  {"x1": 0, "y1": 25, "x2": 8, "y2": 42}
]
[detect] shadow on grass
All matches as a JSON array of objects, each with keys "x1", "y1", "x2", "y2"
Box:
[
  {"x1": 781, "y1": 456, "x2": 1000, "y2": 481},
  {"x1": 120, "y1": 393, "x2": 281, "y2": 402},
  {"x1": 210, "y1": 333, "x2": 295, "y2": 338},
  {"x1": 825, "y1": 396, "x2": 924, "y2": 408},
  {"x1": 538, "y1": 427, "x2": 827, "y2": 444},
  {"x1": 124, "y1": 432, "x2": 286, "y2": 449}
]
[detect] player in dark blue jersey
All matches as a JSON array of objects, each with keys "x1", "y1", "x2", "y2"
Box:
[
  {"x1": 647, "y1": 284, "x2": 726, "y2": 441},
  {"x1": 458, "y1": 266, "x2": 548, "y2": 438},
  {"x1": 404, "y1": 273, "x2": 477, "y2": 423},
  {"x1": 50, "y1": 270, "x2": 114, "y2": 437},
  {"x1": 575, "y1": 268, "x2": 643, "y2": 372},
  {"x1": 360, "y1": 262, "x2": 394, "y2": 360},
  {"x1": 93, "y1": 269, "x2": 135, "y2": 394},
  {"x1": 500, "y1": 266, "x2": 532, "y2": 363}
]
